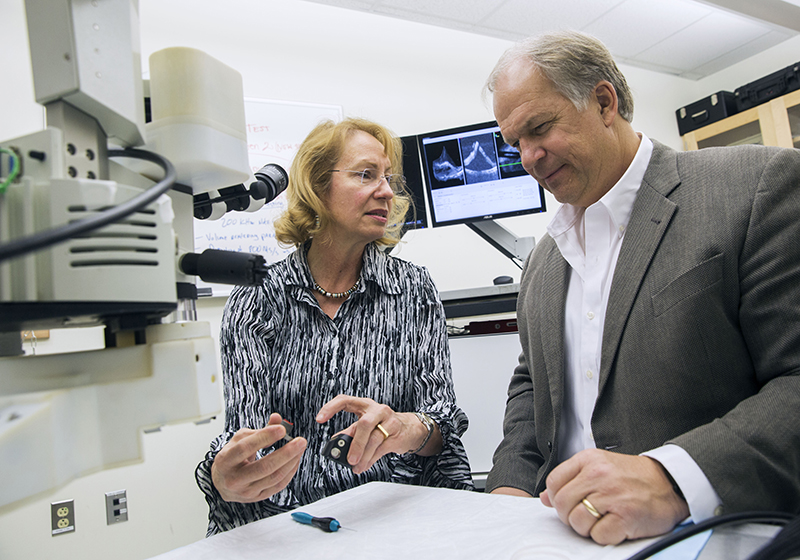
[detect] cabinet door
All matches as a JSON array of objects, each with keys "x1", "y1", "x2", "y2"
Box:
[
  {"x1": 682, "y1": 93, "x2": 797, "y2": 150},
  {"x1": 683, "y1": 105, "x2": 763, "y2": 150},
  {"x1": 782, "y1": 90, "x2": 800, "y2": 149}
]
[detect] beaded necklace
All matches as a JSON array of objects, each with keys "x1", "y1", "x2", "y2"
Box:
[{"x1": 312, "y1": 277, "x2": 361, "y2": 299}]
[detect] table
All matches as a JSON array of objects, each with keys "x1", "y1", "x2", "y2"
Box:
[
  {"x1": 148, "y1": 482, "x2": 782, "y2": 560},
  {"x1": 148, "y1": 482, "x2": 662, "y2": 560}
]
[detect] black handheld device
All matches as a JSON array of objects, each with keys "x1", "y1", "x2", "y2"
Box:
[
  {"x1": 280, "y1": 419, "x2": 294, "y2": 442},
  {"x1": 321, "y1": 434, "x2": 353, "y2": 468}
]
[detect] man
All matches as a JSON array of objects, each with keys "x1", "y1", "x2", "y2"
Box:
[{"x1": 484, "y1": 30, "x2": 800, "y2": 545}]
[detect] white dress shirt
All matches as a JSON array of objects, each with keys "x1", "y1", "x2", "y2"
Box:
[{"x1": 546, "y1": 133, "x2": 721, "y2": 522}]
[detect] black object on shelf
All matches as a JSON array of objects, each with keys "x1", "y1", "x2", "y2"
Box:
[
  {"x1": 440, "y1": 284, "x2": 519, "y2": 319},
  {"x1": 735, "y1": 61, "x2": 800, "y2": 112},
  {"x1": 676, "y1": 91, "x2": 738, "y2": 136}
]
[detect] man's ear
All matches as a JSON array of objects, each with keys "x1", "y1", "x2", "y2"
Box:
[{"x1": 594, "y1": 81, "x2": 618, "y2": 126}]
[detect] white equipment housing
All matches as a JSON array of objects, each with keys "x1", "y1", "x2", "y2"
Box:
[{"x1": 0, "y1": 0, "x2": 252, "y2": 509}]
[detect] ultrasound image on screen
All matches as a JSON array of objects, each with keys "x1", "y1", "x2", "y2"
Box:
[
  {"x1": 494, "y1": 133, "x2": 528, "y2": 178},
  {"x1": 461, "y1": 133, "x2": 500, "y2": 185},
  {"x1": 428, "y1": 139, "x2": 464, "y2": 189}
]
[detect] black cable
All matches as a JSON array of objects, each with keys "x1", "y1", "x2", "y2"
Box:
[
  {"x1": 625, "y1": 511, "x2": 796, "y2": 560},
  {"x1": 0, "y1": 148, "x2": 176, "y2": 263}
]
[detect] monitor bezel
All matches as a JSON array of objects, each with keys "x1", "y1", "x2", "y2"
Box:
[
  {"x1": 399, "y1": 134, "x2": 428, "y2": 231},
  {"x1": 417, "y1": 120, "x2": 546, "y2": 228}
]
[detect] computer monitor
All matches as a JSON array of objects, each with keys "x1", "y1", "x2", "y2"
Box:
[
  {"x1": 418, "y1": 120, "x2": 546, "y2": 227},
  {"x1": 399, "y1": 135, "x2": 428, "y2": 230}
]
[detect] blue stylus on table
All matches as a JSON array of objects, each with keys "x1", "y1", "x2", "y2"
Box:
[{"x1": 291, "y1": 511, "x2": 342, "y2": 532}]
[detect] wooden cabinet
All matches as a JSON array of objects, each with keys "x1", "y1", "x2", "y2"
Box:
[{"x1": 682, "y1": 89, "x2": 800, "y2": 151}]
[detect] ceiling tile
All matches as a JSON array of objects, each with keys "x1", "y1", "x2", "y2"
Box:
[
  {"x1": 635, "y1": 11, "x2": 775, "y2": 72},
  {"x1": 309, "y1": 0, "x2": 376, "y2": 10},
  {"x1": 686, "y1": 28, "x2": 793, "y2": 77},
  {"x1": 583, "y1": 0, "x2": 713, "y2": 58},
  {"x1": 301, "y1": 0, "x2": 799, "y2": 79},
  {"x1": 478, "y1": 0, "x2": 625, "y2": 38},
  {"x1": 698, "y1": 0, "x2": 800, "y2": 32},
  {"x1": 376, "y1": 0, "x2": 506, "y2": 25}
]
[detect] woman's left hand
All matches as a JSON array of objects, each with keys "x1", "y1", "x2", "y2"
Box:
[{"x1": 316, "y1": 395, "x2": 439, "y2": 474}]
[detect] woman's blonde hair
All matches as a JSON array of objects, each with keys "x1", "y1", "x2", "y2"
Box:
[{"x1": 274, "y1": 117, "x2": 411, "y2": 248}]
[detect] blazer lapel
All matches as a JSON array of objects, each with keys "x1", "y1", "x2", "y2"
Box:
[
  {"x1": 598, "y1": 142, "x2": 680, "y2": 396},
  {"x1": 539, "y1": 244, "x2": 570, "y2": 416}
]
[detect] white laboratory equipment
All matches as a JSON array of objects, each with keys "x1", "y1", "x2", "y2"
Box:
[{"x1": 0, "y1": 0, "x2": 278, "y2": 509}]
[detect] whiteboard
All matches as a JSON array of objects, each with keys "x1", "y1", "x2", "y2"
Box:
[{"x1": 193, "y1": 98, "x2": 343, "y2": 296}]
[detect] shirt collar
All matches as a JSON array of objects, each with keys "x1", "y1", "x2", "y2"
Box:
[
  {"x1": 547, "y1": 133, "x2": 653, "y2": 240},
  {"x1": 360, "y1": 243, "x2": 403, "y2": 295},
  {"x1": 284, "y1": 242, "x2": 402, "y2": 296},
  {"x1": 600, "y1": 133, "x2": 653, "y2": 237}
]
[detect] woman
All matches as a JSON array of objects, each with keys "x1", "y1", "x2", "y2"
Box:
[{"x1": 196, "y1": 117, "x2": 474, "y2": 535}]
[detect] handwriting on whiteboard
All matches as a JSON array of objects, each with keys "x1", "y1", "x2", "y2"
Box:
[{"x1": 193, "y1": 98, "x2": 342, "y2": 296}]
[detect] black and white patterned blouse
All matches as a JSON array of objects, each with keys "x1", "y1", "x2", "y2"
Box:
[{"x1": 195, "y1": 242, "x2": 474, "y2": 535}]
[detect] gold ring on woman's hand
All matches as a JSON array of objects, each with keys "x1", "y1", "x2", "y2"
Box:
[{"x1": 376, "y1": 423, "x2": 389, "y2": 440}]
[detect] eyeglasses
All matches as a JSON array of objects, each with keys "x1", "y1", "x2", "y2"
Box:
[{"x1": 330, "y1": 169, "x2": 405, "y2": 190}]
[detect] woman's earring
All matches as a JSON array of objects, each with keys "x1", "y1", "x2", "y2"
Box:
[{"x1": 315, "y1": 214, "x2": 320, "y2": 229}]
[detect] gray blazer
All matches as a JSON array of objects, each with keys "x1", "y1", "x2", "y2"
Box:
[{"x1": 485, "y1": 140, "x2": 800, "y2": 514}]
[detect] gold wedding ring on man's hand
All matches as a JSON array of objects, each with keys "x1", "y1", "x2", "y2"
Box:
[
  {"x1": 376, "y1": 423, "x2": 389, "y2": 440},
  {"x1": 582, "y1": 498, "x2": 603, "y2": 519}
]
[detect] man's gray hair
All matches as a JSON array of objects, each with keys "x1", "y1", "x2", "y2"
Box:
[{"x1": 485, "y1": 30, "x2": 634, "y2": 122}]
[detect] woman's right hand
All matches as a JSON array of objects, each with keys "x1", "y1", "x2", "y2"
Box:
[{"x1": 211, "y1": 413, "x2": 307, "y2": 503}]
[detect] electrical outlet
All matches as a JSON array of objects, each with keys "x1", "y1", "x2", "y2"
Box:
[
  {"x1": 105, "y1": 490, "x2": 128, "y2": 525},
  {"x1": 51, "y1": 499, "x2": 75, "y2": 536}
]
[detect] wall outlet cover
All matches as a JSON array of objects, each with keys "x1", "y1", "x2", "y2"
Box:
[
  {"x1": 51, "y1": 499, "x2": 75, "y2": 536},
  {"x1": 105, "y1": 490, "x2": 128, "y2": 525}
]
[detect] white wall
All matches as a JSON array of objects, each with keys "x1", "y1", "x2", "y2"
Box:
[
  {"x1": 2, "y1": 0, "x2": 799, "y2": 558},
  {"x1": 135, "y1": 0, "x2": 708, "y2": 292}
]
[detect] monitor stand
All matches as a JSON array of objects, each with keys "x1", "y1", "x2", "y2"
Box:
[{"x1": 466, "y1": 220, "x2": 535, "y2": 267}]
